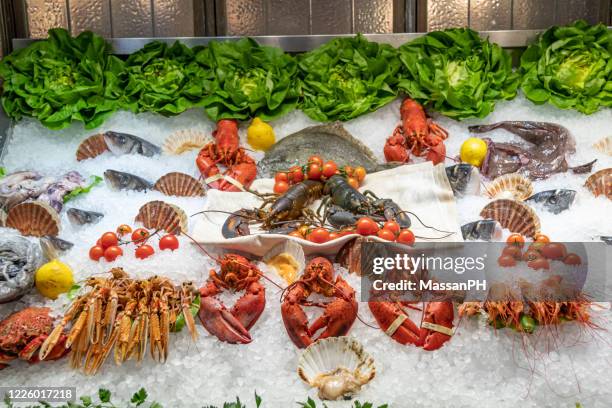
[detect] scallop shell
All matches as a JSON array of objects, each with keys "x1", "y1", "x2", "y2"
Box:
[
  {"x1": 263, "y1": 240, "x2": 305, "y2": 284},
  {"x1": 592, "y1": 136, "x2": 612, "y2": 156},
  {"x1": 5, "y1": 201, "x2": 60, "y2": 237},
  {"x1": 135, "y1": 201, "x2": 187, "y2": 234},
  {"x1": 76, "y1": 134, "x2": 109, "y2": 161},
  {"x1": 484, "y1": 174, "x2": 533, "y2": 201},
  {"x1": 298, "y1": 337, "x2": 375, "y2": 400},
  {"x1": 153, "y1": 172, "x2": 205, "y2": 197},
  {"x1": 480, "y1": 199, "x2": 540, "y2": 238},
  {"x1": 162, "y1": 129, "x2": 211, "y2": 155},
  {"x1": 585, "y1": 168, "x2": 612, "y2": 199}
]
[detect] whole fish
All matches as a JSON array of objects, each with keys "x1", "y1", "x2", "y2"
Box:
[
  {"x1": 0, "y1": 232, "x2": 43, "y2": 303},
  {"x1": 41, "y1": 236, "x2": 74, "y2": 252},
  {"x1": 258, "y1": 123, "x2": 379, "y2": 177},
  {"x1": 67, "y1": 208, "x2": 104, "y2": 225},
  {"x1": 445, "y1": 164, "x2": 481, "y2": 196},
  {"x1": 601, "y1": 236, "x2": 612, "y2": 245},
  {"x1": 104, "y1": 169, "x2": 153, "y2": 192},
  {"x1": 38, "y1": 171, "x2": 87, "y2": 212},
  {"x1": 461, "y1": 220, "x2": 502, "y2": 241},
  {"x1": 103, "y1": 131, "x2": 161, "y2": 157},
  {"x1": 525, "y1": 189, "x2": 576, "y2": 214},
  {"x1": 0, "y1": 171, "x2": 54, "y2": 210}
]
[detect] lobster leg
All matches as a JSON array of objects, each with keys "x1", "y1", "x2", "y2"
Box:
[
  {"x1": 198, "y1": 282, "x2": 252, "y2": 344},
  {"x1": 281, "y1": 283, "x2": 314, "y2": 348},
  {"x1": 230, "y1": 281, "x2": 266, "y2": 330}
]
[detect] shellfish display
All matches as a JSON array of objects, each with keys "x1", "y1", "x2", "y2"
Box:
[
  {"x1": 584, "y1": 168, "x2": 611, "y2": 199},
  {"x1": 134, "y1": 201, "x2": 187, "y2": 234},
  {"x1": 480, "y1": 199, "x2": 541, "y2": 238},
  {"x1": 153, "y1": 172, "x2": 205, "y2": 197},
  {"x1": 162, "y1": 129, "x2": 210, "y2": 155},
  {"x1": 484, "y1": 174, "x2": 533, "y2": 201},
  {"x1": 3, "y1": 201, "x2": 61, "y2": 237},
  {"x1": 76, "y1": 134, "x2": 109, "y2": 161},
  {"x1": 297, "y1": 337, "x2": 375, "y2": 400},
  {"x1": 593, "y1": 136, "x2": 612, "y2": 156}
]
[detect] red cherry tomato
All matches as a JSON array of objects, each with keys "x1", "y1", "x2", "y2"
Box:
[
  {"x1": 528, "y1": 242, "x2": 545, "y2": 253},
  {"x1": 540, "y1": 243, "x2": 567, "y2": 260},
  {"x1": 288, "y1": 231, "x2": 303, "y2": 239},
  {"x1": 135, "y1": 244, "x2": 155, "y2": 259},
  {"x1": 528, "y1": 257, "x2": 550, "y2": 271},
  {"x1": 322, "y1": 161, "x2": 338, "y2": 179},
  {"x1": 563, "y1": 253, "x2": 582, "y2": 265},
  {"x1": 96, "y1": 238, "x2": 102, "y2": 246},
  {"x1": 308, "y1": 227, "x2": 330, "y2": 244},
  {"x1": 274, "y1": 181, "x2": 289, "y2": 194},
  {"x1": 502, "y1": 246, "x2": 522, "y2": 260},
  {"x1": 307, "y1": 164, "x2": 322, "y2": 180},
  {"x1": 328, "y1": 232, "x2": 341, "y2": 241},
  {"x1": 522, "y1": 250, "x2": 541, "y2": 262},
  {"x1": 354, "y1": 166, "x2": 366, "y2": 182},
  {"x1": 104, "y1": 245, "x2": 123, "y2": 262},
  {"x1": 397, "y1": 229, "x2": 415, "y2": 246},
  {"x1": 308, "y1": 155, "x2": 323, "y2": 167},
  {"x1": 356, "y1": 217, "x2": 379, "y2": 236},
  {"x1": 159, "y1": 234, "x2": 179, "y2": 251},
  {"x1": 534, "y1": 234, "x2": 550, "y2": 244},
  {"x1": 100, "y1": 232, "x2": 119, "y2": 249},
  {"x1": 347, "y1": 177, "x2": 360, "y2": 189},
  {"x1": 289, "y1": 166, "x2": 304, "y2": 183},
  {"x1": 131, "y1": 228, "x2": 150, "y2": 244},
  {"x1": 506, "y1": 233, "x2": 525, "y2": 247},
  {"x1": 383, "y1": 220, "x2": 400, "y2": 236},
  {"x1": 116, "y1": 224, "x2": 132, "y2": 237},
  {"x1": 89, "y1": 245, "x2": 104, "y2": 261},
  {"x1": 344, "y1": 166, "x2": 354, "y2": 177},
  {"x1": 377, "y1": 228, "x2": 396, "y2": 241},
  {"x1": 498, "y1": 255, "x2": 517, "y2": 267},
  {"x1": 274, "y1": 172, "x2": 288, "y2": 183}
]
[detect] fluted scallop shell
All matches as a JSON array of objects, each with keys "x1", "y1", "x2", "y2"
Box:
[
  {"x1": 135, "y1": 201, "x2": 187, "y2": 234},
  {"x1": 76, "y1": 134, "x2": 109, "y2": 161},
  {"x1": 263, "y1": 240, "x2": 305, "y2": 284},
  {"x1": 480, "y1": 199, "x2": 540, "y2": 238},
  {"x1": 5, "y1": 201, "x2": 60, "y2": 237},
  {"x1": 298, "y1": 337, "x2": 375, "y2": 400},
  {"x1": 484, "y1": 174, "x2": 533, "y2": 201},
  {"x1": 593, "y1": 136, "x2": 612, "y2": 156},
  {"x1": 162, "y1": 129, "x2": 211, "y2": 155},
  {"x1": 153, "y1": 172, "x2": 205, "y2": 197},
  {"x1": 585, "y1": 168, "x2": 611, "y2": 200}
]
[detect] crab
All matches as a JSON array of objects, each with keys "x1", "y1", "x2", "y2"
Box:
[{"x1": 0, "y1": 307, "x2": 68, "y2": 369}]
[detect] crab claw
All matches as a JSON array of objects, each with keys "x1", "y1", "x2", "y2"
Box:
[
  {"x1": 21, "y1": 334, "x2": 68, "y2": 363},
  {"x1": 198, "y1": 297, "x2": 252, "y2": 344}
]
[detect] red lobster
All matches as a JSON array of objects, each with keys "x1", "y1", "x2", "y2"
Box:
[
  {"x1": 198, "y1": 254, "x2": 265, "y2": 344},
  {"x1": 281, "y1": 257, "x2": 358, "y2": 348},
  {"x1": 196, "y1": 119, "x2": 257, "y2": 192},
  {"x1": 384, "y1": 98, "x2": 448, "y2": 165},
  {"x1": 368, "y1": 300, "x2": 454, "y2": 351}
]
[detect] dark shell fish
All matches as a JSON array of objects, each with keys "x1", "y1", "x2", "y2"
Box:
[
  {"x1": 525, "y1": 189, "x2": 576, "y2": 214},
  {"x1": 0, "y1": 232, "x2": 43, "y2": 303},
  {"x1": 104, "y1": 170, "x2": 153, "y2": 192},
  {"x1": 258, "y1": 123, "x2": 379, "y2": 177},
  {"x1": 103, "y1": 131, "x2": 161, "y2": 157},
  {"x1": 461, "y1": 220, "x2": 502, "y2": 241},
  {"x1": 445, "y1": 164, "x2": 480, "y2": 196},
  {"x1": 600, "y1": 236, "x2": 612, "y2": 245},
  {"x1": 67, "y1": 208, "x2": 104, "y2": 226},
  {"x1": 469, "y1": 121, "x2": 595, "y2": 179}
]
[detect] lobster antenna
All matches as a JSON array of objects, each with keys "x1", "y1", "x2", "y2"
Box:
[{"x1": 398, "y1": 210, "x2": 456, "y2": 235}]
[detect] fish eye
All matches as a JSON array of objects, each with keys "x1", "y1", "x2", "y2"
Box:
[{"x1": 549, "y1": 197, "x2": 557, "y2": 204}]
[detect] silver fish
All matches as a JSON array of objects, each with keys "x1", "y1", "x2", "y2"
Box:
[
  {"x1": 38, "y1": 171, "x2": 87, "y2": 213},
  {"x1": 0, "y1": 231, "x2": 43, "y2": 303},
  {"x1": 104, "y1": 169, "x2": 153, "y2": 192},
  {"x1": 461, "y1": 220, "x2": 502, "y2": 241},
  {"x1": 525, "y1": 189, "x2": 576, "y2": 214},
  {"x1": 67, "y1": 208, "x2": 104, "y2": 225},
  {"x1": 41, "y1": 236, "x2": 74, "y2": 252},
  {"x1": 103, "y1": 131, "x2": 161, "y2": 157},
  {"x1": 445, "y1": 164, "x2": 481, "y2": 196},
  {"x1": 601, "y1": 236, "x2": 612, "y2": 245},
  {"x1": 258, "y1": 123, "x2": 379, "y2": 177},
  {"x1": 0, "y1": 171, "x2": 54, "y2": 210}
]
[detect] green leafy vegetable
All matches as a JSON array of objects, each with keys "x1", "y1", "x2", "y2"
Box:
[
  {"x1": 63, "y1": 175, "x2": 102, "y2": 203},
  {"x1": 123, "y1": 41, "x2": 212, "y2": 116},
  {"x1": 0, "y1": 167, "x2": 5, "y2": 179},
  {"x1": 0, "y1": 28, "x2": 125, "y2": 130},
  {"x1": 398, "y1": 28, "x2": 519, "y2": 119},
  {"x1": 196, "y1": 38, "x2": 300, "y2": 121},
  {"x1": 298, "y1": 34, "x2": 401, "y2": 122},
  {"x1": 520, "y1": 20, "x2": 612, "y2": 114},
  {"x1": 172, "y1": 294, "x2": 200, "y2": 332}
]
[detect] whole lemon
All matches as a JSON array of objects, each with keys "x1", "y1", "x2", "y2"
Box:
[
  {"x1": 460, "y1": 137, "x2": 488, "y2": 167},
  {"x1": 35, "y1": 259, "x2": 74, "y2": 299},
  {"x1": 247, "y1": 118, "x2": 275, "y2": 151}
]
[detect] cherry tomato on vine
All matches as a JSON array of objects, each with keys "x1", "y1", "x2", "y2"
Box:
[
  {"x1": 347, "y1": 177, "x2": 360, "y2": 189},
  {"x1": 274, "y1": 172, "x2": 289, "y2": 183},
  {"x1": 131, "y1": 228, "x2": 150, "y2": 244},
  {"x1": 288, "y1": 231, "x2": 303, "y2": 239},
  {"x1": 274, "y1": 181, "x2": 289, "y2": 194},
  {"x1": 322, "y1": 161, "x2": 338, "y2": 179},
  {"x1": 307, "y1": 164, "x2": 322, "y2": 180},
  {"x1": 328, "y1": 232, "x2": 341, "y2": 241},
  {"x1": 506, "y1": 233, "x2": 525, "y2": 247},
  {"x1": 397, "y1": 229, "x2": 415, "y2": 245},
  {"x1": 308, "y1": 227, "x2": 330, "y2": 244},
  {"x1": 528, "y1": 257, "x2": 550, "y2": 271},
  {"x1": 89, "y1": 246, "x2": 104, "y2": 261},
  {"x1": 356, "y1": 217, "x2": 379, "y2": 236},
  {"x1": 159, "y1": 234, "x2": 179, "y2": 251},
  {"x1": 116, "y1": 224, "x2": 132, "y2": 237},
  {"x1": 540, "y1": 243, "x2": 567, "y2": 260},
  {"x1": 100, "y1": 232, "x2": 119, "y2": 249},
  {"x1": 308, "y1": 155, "x2": 323, "y2": 167},
  {"x1": 497, "y1": 255, "x2": 517, "y2": 267},
  {"x1": 354, "y1": 166, "x2": 366, "y2": 182},
  {"x1": 135, "y1": 245, "x2": 155, "y2": 259},
  {"x1": 563, "y1": 253, "x2": 582, "y2": 265},
  {"x1": 344, "y1": 166, "x2": 354, "y2": 177},
  {"x1": 383, "y1": 220, "x2": 400, "y2": 236},
  {"x1": 522, "y1": 250, "x2": 541, "y2": 262},
  {"x1": 534, "y1": 233, "x2": 550, "y2": 244},
  {"x1": 289, "y1": 166, "x2": 304, "y2": 183},
  {"x1": 501, "y1": 246, "x2": 522, "y2": 260},
  {"x1": 377, "y1": 229, "x2": 395, "y2": 241},
  {"x1": 104, "y1": 246, "x2": 123, "y2": 262}
]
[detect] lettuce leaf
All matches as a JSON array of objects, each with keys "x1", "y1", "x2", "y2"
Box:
[
  {"x1": 63, "y1": 175, "x2": 102, "y2": 203},
  {"x1": 520, "y1": 20, "x2": 612, "y2": 114},
  {"x1": 196, "y1": 38, "x2": 300, "y2": 121},
  {"x1": 297, "y1": 34, "x2": 401, "y2": 122},
  {"x1": 398, "y1": 28, "x2": 519, "y2": 120}
]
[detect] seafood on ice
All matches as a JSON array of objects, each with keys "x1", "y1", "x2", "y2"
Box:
[
  {"x1": 76, "y1": 131, "x2": 161, "y2": 161},
  {"x1": 0, "y1": 231, "x2": 43, "y2": 303}
]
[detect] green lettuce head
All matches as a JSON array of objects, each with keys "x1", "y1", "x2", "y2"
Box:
[
  {"x1": 196, "y1": 38, "x2": 300, "y2": 121},
  {"x1": 0, "y1": 28, "x2": 124, "y2": 130},
  {"x1": 123, "y1": 41, "x2": 212, "y2": 116},
  {"x1": 520, "y1": 20, "x2": 612, "y2": 114},
  {"x1": 398, "y1": 28, "x2": 519, "y2": 120},
  {"x1": 298, "y1": 34, "x2": 401, "y2": 122}
]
